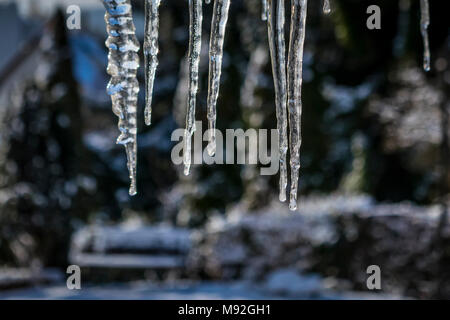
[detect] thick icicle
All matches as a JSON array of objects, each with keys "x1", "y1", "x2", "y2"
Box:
[
  {"x1": 267, "y1": 0, "x2": 288, "y2": 202},
  {"x1": 323, "y1": 0, "x2": 331, "y2": 14},
  {"x1": 287, "y1": 0, "x2": 308, "y2": 211},
  {"x1": 261, "y1": 0, "x2": 268, "y2": 21},
  {"x1": 144, "y1": 0, "x2": 161, "y2": 126},
  {"x1": 183, "y1": 0, "x2": 203, "y2": 176},
  {"x1": 206, "y1": 0, "x2": 231, "y2": 156},
  {"x1": 102, "y1": 0, "x2": 140, "y2": 195},
  {"x1": 205, "y1": 0, "x2": 211, "y2": 4},
  {"x1": 420, "y1": 0, "x2": 430, "y2": 72}
]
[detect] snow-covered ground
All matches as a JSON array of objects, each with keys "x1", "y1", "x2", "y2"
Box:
[{"x1": 0, "y1": 280, "x2": 401, "y2": 300}]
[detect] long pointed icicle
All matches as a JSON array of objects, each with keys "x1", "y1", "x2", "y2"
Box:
[
  {"x1": 103, "y1": 0, "x2": 140, "y2": 195},
  {"x1": 144, "y1": 0, "x2": 162, "y2": 126},
  {"x1": 323, "y1": 0, "x2": 331, "y2": 14},
  {"x1": 287, "y1": 0, "x2": 308, "y2": 211},
  {"x1": 420, "y1": 0, "x2": 430, "y2": 72},
  {"x1": 183, "y1": 0, "x2": 203, "y2": 176},
  {"x1": 206, "y1": 0, "x2": 231, "y2": 156},
  {"x1": 267, "y1": 0, "x2": 288, "y2": 202}
]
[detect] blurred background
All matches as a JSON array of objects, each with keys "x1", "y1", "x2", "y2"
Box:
[{"x1": 0, "y1": 0, "x2": 449, "y2": 299}]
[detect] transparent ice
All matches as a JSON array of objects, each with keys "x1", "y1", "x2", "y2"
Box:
[
  {"x1": 183, "y1": 0, "x2": 203, "y2": 175},
  {"x1": 144, "y1": 0, "x2": 162, "y2": 125},
  {"x1": 267, "y1": 0, "x2": 288, "y2": 202},
  {"x1": 102, "y1": 0, "x2": 140, "y2": 196},
  {"x1": 206, "y1": 0, "x2": 231, "y2": 156},
  {"x1": 99, "y1": 0, "x2": 432, "y2": 209},
  {"x1": 287, "y1": 0, "x2": 308, "y2": 211}
]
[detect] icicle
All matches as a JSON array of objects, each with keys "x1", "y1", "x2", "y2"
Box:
[
  {"x1": 420, "y1": 0, "x2": 430, "y2": 72},
  {"x1": 205, "y1": 0, "x2": 211, "y2": 4},
  {"x1": 267, "y1": 0, "x2": 288, "y2": 202},
  {"x1": 183, "y1": 0, "x2": 203, "y2": 176},
  {"x1": 144, "y1": 0, "x2": 162, "y2": 126},
  {"x1": 206, "y1": 0, "x2": 231, "y2": 156},
  {"x1": 323, "y1": 0, "x2": 331, "y2": 14},
  {"x1": 102, "y1": 0, "x2": 140, "y2": 196},
  {"x1": 287, "y1": 0, "x2": 307, "y2": 211},
  {"x1": 261, "y1": 0, "x2": 268, "y2": 21}
]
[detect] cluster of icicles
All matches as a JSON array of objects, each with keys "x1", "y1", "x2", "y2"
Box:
[{"x1": 102, "y1": 0, "x2": 431, "y2": 211}]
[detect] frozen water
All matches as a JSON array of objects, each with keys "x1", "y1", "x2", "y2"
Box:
[{"x1": 102, "y1": 0, "x2": 140, "y2": 196}]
